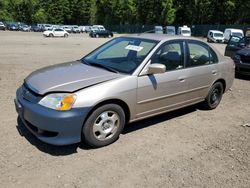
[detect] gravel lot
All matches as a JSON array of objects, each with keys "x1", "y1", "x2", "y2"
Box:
[{"x1": 0, "y1": 31, "x2": 249, "y2": 188}]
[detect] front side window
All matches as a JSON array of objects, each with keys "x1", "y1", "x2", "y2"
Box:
[
  {"x1": 83, "y1": 37, "x2": 158, "y2": 74},
  {"x1": 151, "y1": 41, "x2": 184, "y2": 71}
]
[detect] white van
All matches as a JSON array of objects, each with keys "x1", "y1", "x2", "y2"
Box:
[
  {"x1": 207, "y1": 30, "x2": 224, "y2": 43},
  {"x1": 154, "y1": 26, "x2": 163, "y2": 34},
  {"x1": 177, "y1": 25, "x2": 191, "y2": 36},
  {"x1": 224, "y1": 28, "x2": 244, "y2": 43}
]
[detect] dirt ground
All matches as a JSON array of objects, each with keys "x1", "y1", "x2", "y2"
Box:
[{"x1": 0, "y1": 31, "x2": 249, "y2": 188}]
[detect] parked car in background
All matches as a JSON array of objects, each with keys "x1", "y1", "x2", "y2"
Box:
[
  {"x1": 225, "y1": 36, "x2": 250, "y2": 75},
  {"x1": 165, "y1": 26, "x2": 175, "y2": 35},
  {"x1": 207, "y1": 30, "x2": 224, "y2": 43},
  {"x1": 43, "y1": 24, "x2": 53, "y2": 31},
  {"x1": 224, "y1": 28, "x2": 244, "y2": 43},
  {"x1": 8, "y1": 24, "x2": 19, "y2": 31},
  {"x1": 79, "y1": 26, "x2": 85, "y2": 33},
  {"x1": 154, "y1": 26, "x2": 163, "y2": 34},
  {"x1": 63, "y1": 25, "x2": 72, "y2": 33},
  {"x1": 89, "y1": 26, "x2": 113, "y2": 38},
  {"x1": 15, "y1": 34, "x2": 234, "y2": 147},
  {"x1": 20, "y1": 25, "x2": 31, "y2": 32},
  {"x1": 72, "y1": 25, "x2": 81, "y2": 33},
  {"x1": 0, "y1": 22, "x2": 6, "y2": 30},
  {"x1": 31, "y1": 25, "x2": 42, "y2": 32},
  {"x1": 177, "y1": 25, "x2": 191, "y2": 36},
  {"x1": 43, "y1": 28, "x2": 69, "y2": 37},
  {"x1": 84, "y1": 26, "x2": 92, "y2": 33}
]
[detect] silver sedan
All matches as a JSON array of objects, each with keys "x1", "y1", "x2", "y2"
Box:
[{"x1": 15, "y1": 34, "x2": 235, "y2": 147}]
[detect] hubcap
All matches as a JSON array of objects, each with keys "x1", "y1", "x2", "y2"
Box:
[
  {"x1": 210, "y1": 87, "x2": 221, "y2": 106},
  {"x1": 93, "y1": 111, "x2": 120, "y2": 141}
]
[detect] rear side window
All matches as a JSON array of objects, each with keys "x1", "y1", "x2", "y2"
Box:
[{"x1": 187, "y1": 41, "x2": 218, "y2": 67}]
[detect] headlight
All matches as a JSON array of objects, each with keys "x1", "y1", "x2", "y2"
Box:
[{"x1": 39, "y1": 93, "x2": 77, "y2": 111}]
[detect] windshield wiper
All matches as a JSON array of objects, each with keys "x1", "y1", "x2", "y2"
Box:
[{"x1": 82, "y1": 59, "x2": 119, "y2": 73}]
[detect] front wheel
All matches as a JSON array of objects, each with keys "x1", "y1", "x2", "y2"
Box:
[
  {"x1": 49, "y1": 33, "x2": 53, "y2": 37},
  {"x1": 202, "y1": 82, "x2": 224, "y2": 110},
  {"x1": 64, "y1": 33, "x2": 68, "y2": 38},
  {"x1": 82, "y1": 104, "x2": 125, "y2": 147}
]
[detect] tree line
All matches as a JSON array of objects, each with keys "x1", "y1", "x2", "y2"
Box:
[{"x1": 0, "y1": 0, "x2": 250, "y2": 25}]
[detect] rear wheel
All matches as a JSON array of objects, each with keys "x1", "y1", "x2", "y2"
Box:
[
  {"x1": 202, "y1": 82, "x2": 224, "y2": 110},
  {"x1": 82, "y1": 104, "x2": 125, "y2": 147}
]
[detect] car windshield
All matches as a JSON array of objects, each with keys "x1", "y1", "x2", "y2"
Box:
[
  {"x1": 82, "y1": 37, "x2": 158, "y2": 74},
  {"x1": 214, "y1": 33, "x2": 223, "y2": 38},
  {"x1": 232, "y1": 32, "x2": 243, "y2": 37},
  {"x1": 182, "y1": 30, "x2": 190, "y2": 34}
]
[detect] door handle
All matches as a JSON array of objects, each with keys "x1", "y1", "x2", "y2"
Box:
[
  {"x1": 178, "y1": 77, "x2": 186, "y2": 82},
  {"x1": 212, "y1": 70, "x2": 217, "y2": 75}
]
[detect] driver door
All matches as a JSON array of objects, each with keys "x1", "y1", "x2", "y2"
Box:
[
  {"x1": 225, "y1": 36, "x2": 243, "y2": 58},
  {"x1": 136, "y1": 40, "x2": 189, "y2": 119}
]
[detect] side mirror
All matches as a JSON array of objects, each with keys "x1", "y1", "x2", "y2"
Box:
[{"x1": 147, "y1": 63, "x2": 166, "y2": 74}]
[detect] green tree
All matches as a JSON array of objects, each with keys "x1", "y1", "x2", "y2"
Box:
[
  {"x1": 32, "y1": 8, "x2": 47, "y2": 23},
  {"x1": 0, "y1": 0, "x2": 13, "y2": 21}
]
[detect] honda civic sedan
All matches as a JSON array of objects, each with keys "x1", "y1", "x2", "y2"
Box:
[{"x1": 15, "y1": 34, "x2": 235, "y2": 147}]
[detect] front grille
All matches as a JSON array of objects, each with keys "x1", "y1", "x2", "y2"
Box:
[
  {"x1": 240, "y1": 55, "x2": 250, "y2": 64},
  {"x1": 22, "y1": 84, "x2": 41, "y2": 103}
]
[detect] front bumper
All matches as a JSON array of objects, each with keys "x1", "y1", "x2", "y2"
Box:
[{"x1": 15, "y1": 87, "x2": 90, "y2": 145}]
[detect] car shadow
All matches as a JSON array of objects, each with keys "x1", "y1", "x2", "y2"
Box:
[
  {"x1": 122, "y1": 105, "x2": 198, "y2": 134},
  {"x1": 16, "y1": 117, "x2": 92, "y2": 156}
]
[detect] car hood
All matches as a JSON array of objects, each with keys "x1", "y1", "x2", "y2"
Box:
[
  {"x1": 236, "y1": 48, "x2": 250, "y2": 56},
  {"x1": 25, "y1": 61, "x2": 123, "y2": 95}
]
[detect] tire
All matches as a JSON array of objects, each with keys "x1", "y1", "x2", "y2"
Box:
[
  {"x1": 82, "y1": 104, "x2": 125, "y2": 147},
  {"x1": 202, "y1": 82, "x2": 224, "y2": 110},
  {"x1": 64, "y1": 33, "x2": 68, "y2": 38},
  {"x1": 49, "y1": 33, "x2": 53, "y2": 37}
]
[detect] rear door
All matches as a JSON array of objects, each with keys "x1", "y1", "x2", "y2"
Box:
[{"x1": 184, "y1": 40, "x2": 219, "y2": 101}]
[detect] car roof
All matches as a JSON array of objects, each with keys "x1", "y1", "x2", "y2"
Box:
[
  {"x1": 209, "y1": 30, "x2": 223, "y2": 33},
  {"x1": 225, "y1": 28, "x2": 243, "y2": 32},
  {"x1": 125, "y1": 33, "x2": 201, "y2": 42}
]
